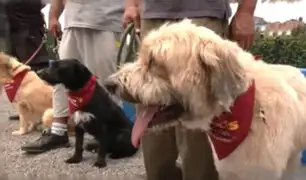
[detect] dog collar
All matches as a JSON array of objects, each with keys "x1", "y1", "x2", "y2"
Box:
[
  {"x1": 4, "y1": 69, "x2": 29, "y2": 102},
  {"x1": 68, "y1": 76, "x2": 97, "y2": 114},
  {"x1": 208, "y1": 80, "x2": 255, "y2": 160}
]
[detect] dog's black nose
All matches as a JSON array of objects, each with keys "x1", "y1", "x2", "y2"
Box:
[{"x1": 104, "y1": 79, "x2": 118, "y2": 94}]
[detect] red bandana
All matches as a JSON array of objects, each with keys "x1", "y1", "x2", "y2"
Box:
[
  {"x1": 68, "y1": 76, "x2": 97, "y2": 114},
  {"x1": 254, "y1": 55, "x2": 261, "y2": 60},
  {"x1": 4, "y1": 70, "x2": 28, "y2": 102},
  {"x1": 208, "y1": 81, "x2": 255, "y2": 160}
]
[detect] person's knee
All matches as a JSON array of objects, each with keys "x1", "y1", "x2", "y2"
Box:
[
  {"x1": 142, "y1": 129, "x2": 181, "y2": 180},
  {"x1": 178, "y1": 129, "x2": 219, "y2": 180}
]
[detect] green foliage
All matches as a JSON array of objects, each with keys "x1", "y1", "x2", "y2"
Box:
[{"x1": 250, "y1": 26, "x2": 306, "y2": 68}]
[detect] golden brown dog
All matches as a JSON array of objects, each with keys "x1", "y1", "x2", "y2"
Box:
[
  {"x1": 0, "y1": 53, "x2": 74, "y2": 135},
  {"x1": 105, "y1": 20, "x2": 306, "y2": 180}
]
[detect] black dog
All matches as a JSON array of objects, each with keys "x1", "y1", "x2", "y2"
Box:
[{"x1": 37, "y1": 59, "x2": 138, "y2": 168}]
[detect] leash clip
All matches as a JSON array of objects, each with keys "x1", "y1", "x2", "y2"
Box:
[{"x1": 48, "y1": 59, "x2": 57, "y2": 67}]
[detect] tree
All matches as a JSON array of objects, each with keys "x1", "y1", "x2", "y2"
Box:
[
  {"x1": 291, "y1": 25, "x2": 306, "y2": 37},
  {"x1": 250, "y1": 35, "x2": 306, "y2": 67}
]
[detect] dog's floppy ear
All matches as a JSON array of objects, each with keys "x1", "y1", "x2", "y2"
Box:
[
  {"x1": 0, "y1": 53, "x2": 13, "y2": 70},
  {"x1": 4, "y1": 59, "x2": 12, "y2": 70},
  {"x1": 198, "y1": 40, "x2": 247, "y2": 110}
]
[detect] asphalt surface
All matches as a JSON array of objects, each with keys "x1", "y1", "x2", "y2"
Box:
[
  {"x1": 0, "y1": 92, "x2": 146, "y2": 180},
  {"x1": 1, "y1": 91, "x2": 306, "y2": 180}
]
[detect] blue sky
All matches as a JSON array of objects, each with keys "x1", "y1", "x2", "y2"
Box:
[{"x1": 42, "y1": 1, "x2": 306, "y2": 29}]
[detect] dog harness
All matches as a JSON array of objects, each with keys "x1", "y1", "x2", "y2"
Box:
[
  {"x1": 4, "y1": 69, "x2": 29, "y2": 102},
  {"x1": 208, "y1": 80, "x2": 255, "y2": 160},
  {"x1": 68, "y1": 76, "x2": 97, "y2": 114}
]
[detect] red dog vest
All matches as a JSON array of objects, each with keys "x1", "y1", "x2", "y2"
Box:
[
  {"x1": 4, "y1": 70, "x2": 28, "y2": 102},
  {"x1": 68, "y1": 76, "x2": 97, "y2": 114},
  {"x1": 208, "y1": 81, "x2": 255, "y2": 160},
  {"x1": 254, "y1": 55, "x2": 261, "y2": 60}
]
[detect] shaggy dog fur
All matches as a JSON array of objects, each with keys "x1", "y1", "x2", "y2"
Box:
[
  {"x1": 104, "y1": 20, "x2": 306, "y2": 180},
  {"x1": 37, "y1": 59, "x2": 138, "y2": 168},
  {"x1": 0, "y1": 53, "x2": 53, "y2": 135}
]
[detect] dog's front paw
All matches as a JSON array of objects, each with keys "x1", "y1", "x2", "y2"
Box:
[
  {"x1": 12, "y1": 129, "x2": 26, "y2": 135},
  {"x1": 93, "y1": 160, "x2": 107, "y2": 168},
  {"x1": 65, "y1": 155, "x2": 82, "y2": 164}
]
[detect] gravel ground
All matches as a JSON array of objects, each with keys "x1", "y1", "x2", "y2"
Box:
[
  {"x1": 0, "y1": 93, "x2": 146, "y2": 180},
  {"x1": 1, "y1": 92, "x2": 306, "y2": 180}
]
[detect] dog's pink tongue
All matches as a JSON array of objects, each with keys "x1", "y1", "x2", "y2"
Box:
[{"x1": 132, "y1": 106, "x2": 159, "y2": 148}]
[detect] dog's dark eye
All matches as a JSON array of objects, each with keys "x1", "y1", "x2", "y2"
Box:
[
  {"x1": 148, "y1": 53, "x2": 154, "y2": 68},
  {"x1": 123, "y1": 76, "x2": 127, "y2": 83}
]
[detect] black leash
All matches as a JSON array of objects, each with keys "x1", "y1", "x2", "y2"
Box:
[{"x1": 117, "y1": 23, "x2": 141, "y2": 68}]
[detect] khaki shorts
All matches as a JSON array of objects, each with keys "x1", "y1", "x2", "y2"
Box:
[{"x1": 140, "y1": 17, "x2": 228, "y2": 180}]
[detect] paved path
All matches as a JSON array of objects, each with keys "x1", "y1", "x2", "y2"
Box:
[{"x1": 1, "y1": 91, "x2": 306, "y2": 180}]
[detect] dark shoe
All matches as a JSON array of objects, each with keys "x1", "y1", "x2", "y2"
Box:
[
  {"x1": 9, "y1": 115, "x2": 19, "y2": 121},
  {"x1": 21, "y1": 128, "x2": 70, "y2": 154},
  {"x1": 85, "y1": 139, "x2": 99, "y2": 152}
]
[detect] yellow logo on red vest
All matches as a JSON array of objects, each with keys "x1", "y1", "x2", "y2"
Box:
[
  {"x1": 209, "y1": 80, "x2": 255, "y2": 160},
  {"x1": 228, "y1": 121, "x2": 239, "y2": 131},
  {"x1": 69, "y1": 97, "x2": 83, "y2": 104}
]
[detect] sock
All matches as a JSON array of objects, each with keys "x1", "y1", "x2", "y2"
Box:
[{"x1": 51, "y1": 122, "x2": 68, "y2": 136}]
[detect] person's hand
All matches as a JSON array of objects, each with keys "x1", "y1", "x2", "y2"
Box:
[
  {"x1": 229, "y1": 10, "x2": 255, "y2": 50},
  {"x1": 49, "y1": 17, "x2": 62, "y2": 37},
  {"x1": 123, "y1": 6, "x2": 140, "y2": 31}
]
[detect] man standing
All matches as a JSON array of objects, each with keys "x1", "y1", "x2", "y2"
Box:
[
  {"x1": 2, "y1": 0, "x2": 49, "y2": 121},
  {"x1": 123, "y1": 0, "x2": 256, "y2": 180},
  {"x1": 6, "y1": 0, "x2": 49, "y2": 68},
  {"x1": 21, "y1": 0, "x2": 123, "y2": 153},
  {"x1": 0, "y1": 1, "x2": 10, "y2": 53}
]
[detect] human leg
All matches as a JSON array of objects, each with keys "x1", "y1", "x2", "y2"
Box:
[
  {"x1": 21, "y1": 29, "x2": 80, "y2": 153},
  {"x1": 74, "y1": 28, "x2": 122, "y2": 151},
  {"x1": 139, "y1": 17, "x2": 228, "y2": 180},
  {"x1": 140, "y1": 19, "x2": 182, "y2": 180},
  {"x1": 10, "y1": 27, "x2": 49, "y2": 71},
  {"x1": 176, "y1": 125, "x2": 218, "y2": 180},
  {"x1": 142, "y1": 128, "x2": 181, "y2": 180},
  {"x1": 175, "y1": 17, "x2": 228, "y2": 180},
  {"x1": 8, "y1": 27, "x2": 49, "y2": 120},
  {"x1": 76, "y1": 28, "x2": 121, "y2": 104},
  {"x1": 76, "y1": 29, "x2": 118, "y2": 84},
  {"x1": 0, "y1": 37, "x2": 18, "y2": 121}
]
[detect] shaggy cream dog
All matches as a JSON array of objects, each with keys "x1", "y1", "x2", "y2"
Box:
[{"x1": 105, "y1": 20, "x2": 306, "y2": 180}]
